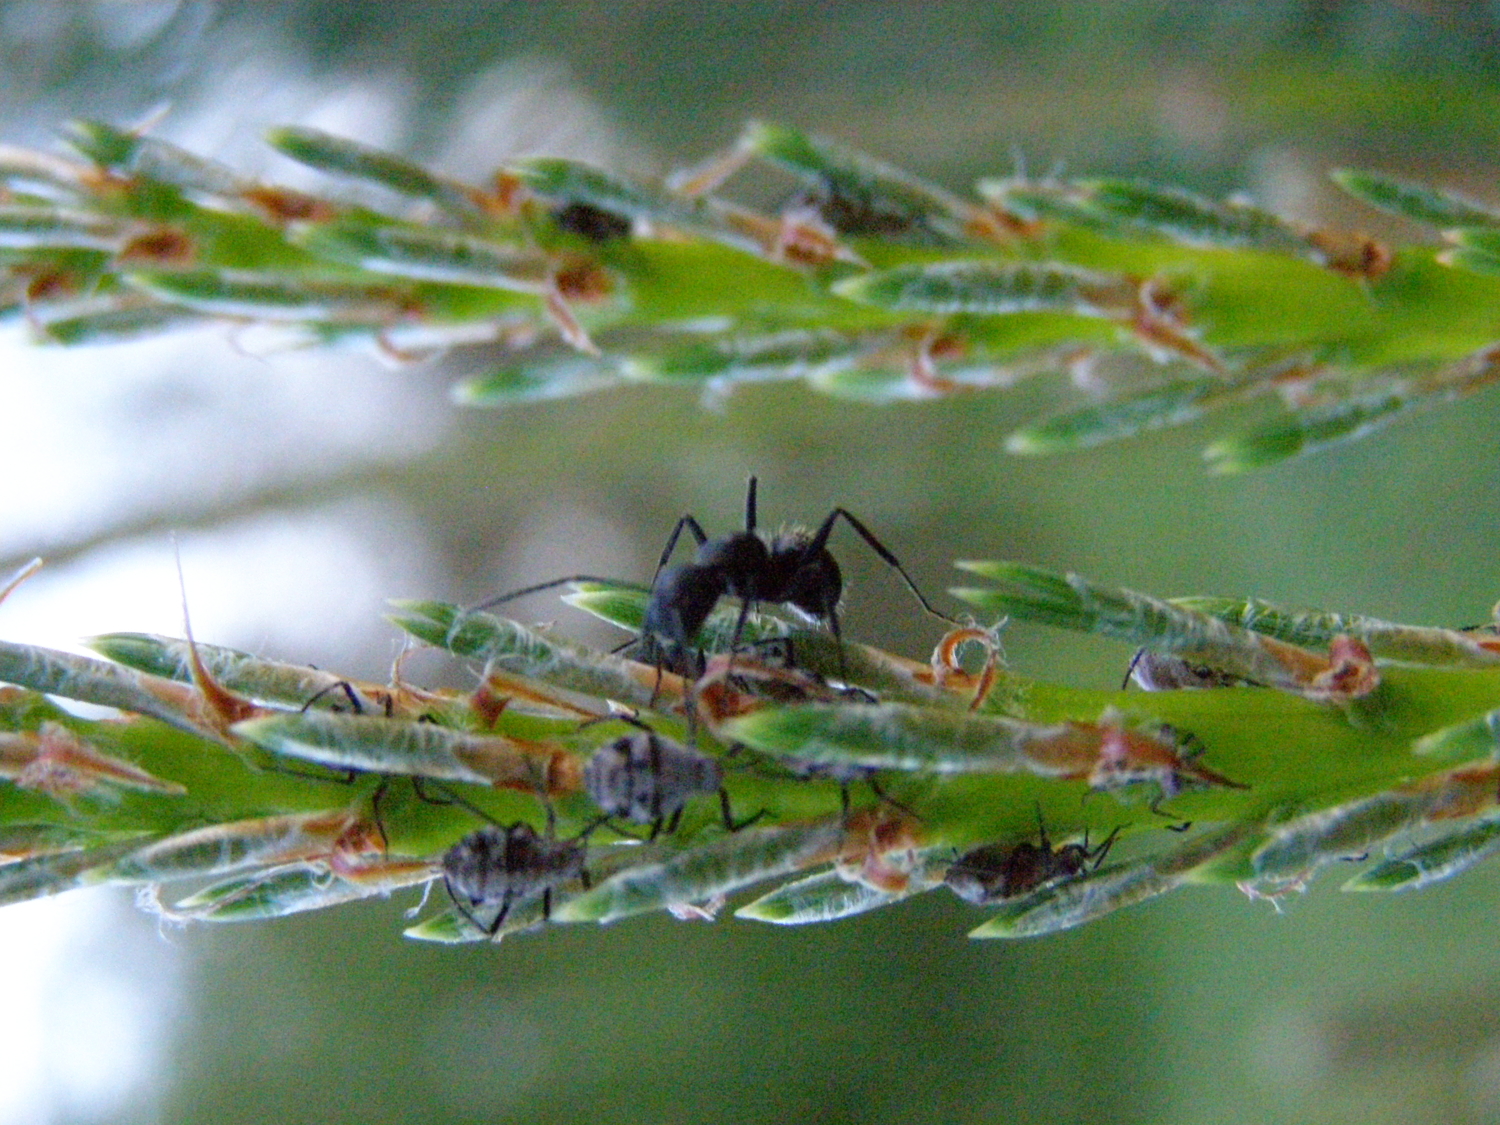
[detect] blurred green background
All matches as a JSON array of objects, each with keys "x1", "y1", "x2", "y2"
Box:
[{"x1": 5, "y1": 2, "x2": 1500, "y2": 1122}]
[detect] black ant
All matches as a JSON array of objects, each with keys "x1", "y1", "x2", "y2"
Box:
[
  {"x1": 944, "y1": 809, "x2": 1120, "y2": 905},
  {"x1": 462, "y1": 476, "x2": 954, "y2": 688},
  {"x1": 581, "y1": 714, "x2": 762, "y2": 841},
  {"x1": 641, "y1": 476, "x2": 955, "y2": 681}
]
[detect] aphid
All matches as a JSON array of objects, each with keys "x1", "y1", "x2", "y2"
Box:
[
  {"x1": 583, "y1": 715, "x2": 758, "y2": 840},
  {"x1": 1122, "y1": 648, "x2": 1248, "y2": 691},
  {"x1": 441, "y1": 821, "x2": 587, "y2": 937},
  {"x1": 553, "y1": 200, "x2": 632, "y2": 243},
  {"x1": 690, "y1": 651, "x2": 892, "y2": 820},
  {"x1": 944, "y1": 812, "x2": 1119, "y2": 905},
  {"x1": 642, "y1": 476, "x2": 954, "y2": 680}
]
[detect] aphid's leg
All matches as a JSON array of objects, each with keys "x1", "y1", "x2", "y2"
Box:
[
  {"x1": 718, "y1": 787, "x2": 766, "y2": 832},
  {"x1": 483, "y1": 893, "x2": 513, "y2": 938},
  {"x1": 868, "y1": 776, "x2": 921, "y2": 821},
  {"x1": 1146, "y1": 790, "x2": 1192, "y2": 831},
  {"x1": 811, "y1": 508, "x2": 959, "y2": 626},
  {"x1": 445, "y1": 874, "x2": 490, "y2": 937},
  {"x1": 369, "y1": 778, "x2": 391, "y2": 855},
  {"x1": 411, "y1": 776, "x2": 458, "y2": 807},
  {"x1": 838, "y1": 782, "x2": 852, "y2": 822},
  {"x1": 1121, "y1": 648, "x2": 1146, "y2": 690},
  {"x1": 539, "y1": 888, "x2": 553, "y2": 924}
]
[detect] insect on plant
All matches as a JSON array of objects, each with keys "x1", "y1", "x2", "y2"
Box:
[
  {"x1": 582, "y1": 714, "x2": 761, "y2": 841},
  {"x1": 462, "y1": 476, "x2": 955, "y2": 688},
  {"x1": 640, "y1": 476, "x2": 956, "y2": 681},
  {"x1": 441, "y1": 820, "x2": 588, "y2": 937},
  {"x1": 944, "y1": 809, "x2": 1120, "y2": 905}
]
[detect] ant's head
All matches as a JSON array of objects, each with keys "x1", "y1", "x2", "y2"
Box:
[{"x1": 768, "y1": 534, "x2": 842, "y2": 621}]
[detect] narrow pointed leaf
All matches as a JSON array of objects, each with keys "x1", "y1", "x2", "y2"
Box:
[
  {"x1": 1332, "y1": 168, "x2": 1500, "y2": 229},
  {"x1": 1343, "y1": 816, "x2": 1500, "y2": 892},
  {"x1": 1006, "y1": 377, "x2": 1229, "y2": 452},
  {"x1": 267, "y1": 127, "x2": 479, "y2": 217},
  {"x1": 292, "y1": 219, "x2": 552, "y2": 290},
  {"x1": 1204, "y1": 393, "x2": 1415, "y2": 472},
  {"x1": 553, "y1": 819, "x2": 845, "y2": 924},
  {"x1": 835, "y1": 260, "x2": 1131, "y2": 317}
]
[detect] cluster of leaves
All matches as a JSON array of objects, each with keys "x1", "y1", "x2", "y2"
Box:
[
  {"x1": 4, "y1": 118, "x2": 1500, "y2": 469},
  {"x1": 5, "y1": 556, "x2": 1500, "y2": 943}
]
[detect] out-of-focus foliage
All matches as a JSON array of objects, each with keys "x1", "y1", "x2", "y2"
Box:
[{"x1": 5, "y1": 118, "x2": 1500, "y2": 471}]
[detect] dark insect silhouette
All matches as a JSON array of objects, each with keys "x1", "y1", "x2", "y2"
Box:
[
  {"x1": 640, "y1": 476, "x2": 954, "y2": 680},
  {"x1": 464, "y1": 476, "x2": 954, "y2": 684},
  {"x1": 582, "y1": 715, "x2": 761, "y2": 840},
  {"x1": 944, "y1": 812, "x2": 1119, "y2": 905},
  {"x1": 441, "y1": 821, "x2": 587, "y2": 937}
]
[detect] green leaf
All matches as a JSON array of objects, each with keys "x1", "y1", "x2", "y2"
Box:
[
  {"x1": 835, "y1": 260, "x2": 1130, "y2": 317},
  {"x1": 1343, "y1": 816, "x2": 1500, "y2": 892},
  {"x1": 554, "y1": 819, "x2": 845, "y2": 924},
  {"x1": 293, "y1": 218, "x2": 552, "y2": 290},
  {"x1": 1333, "y1": 168, "x2": 1500, "y2": 229},
  {"x1": 1204, "y1": 392, "x2": 1416, "y2": 472},
  {"x1": 267, "y1": 127, "x2": 478, "y2": 218},
  {"x1": 1006, "y1": 377, "x2": 1230, "y2": 452}
]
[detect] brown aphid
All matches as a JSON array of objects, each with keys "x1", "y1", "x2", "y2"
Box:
[
  {"x1": 441, "y1": 822, "x2": 587, "y2": 936},
  {"x1": 117, "y1": 227, "x2": 195, "y2": 267},
  {"x1": 241, "y1": 185, "x2": 339, "y2": 225},
  {"x1": 944, "y1": 815, "x2": 1119, "y2": 905}
]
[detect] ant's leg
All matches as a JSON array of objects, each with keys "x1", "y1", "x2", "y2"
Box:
[
  {"x1": 468, "y1": 574, "x2": 642, "y2": 615},
  {"x1": 728, "y1": 596, "x2": 755, "y2": 654},
  {"x1": 651, "y1": 516, "x2": 710, "y2": 582},
  {"x1": 744, "y1": 476, "x2": 759, "y2": 534},
  {"x1": 814, "y1": 508, "x2": 958, "y2": 625},
  {"x1": 301, "y1": 681, "x2": 365, "y2": 714}
]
